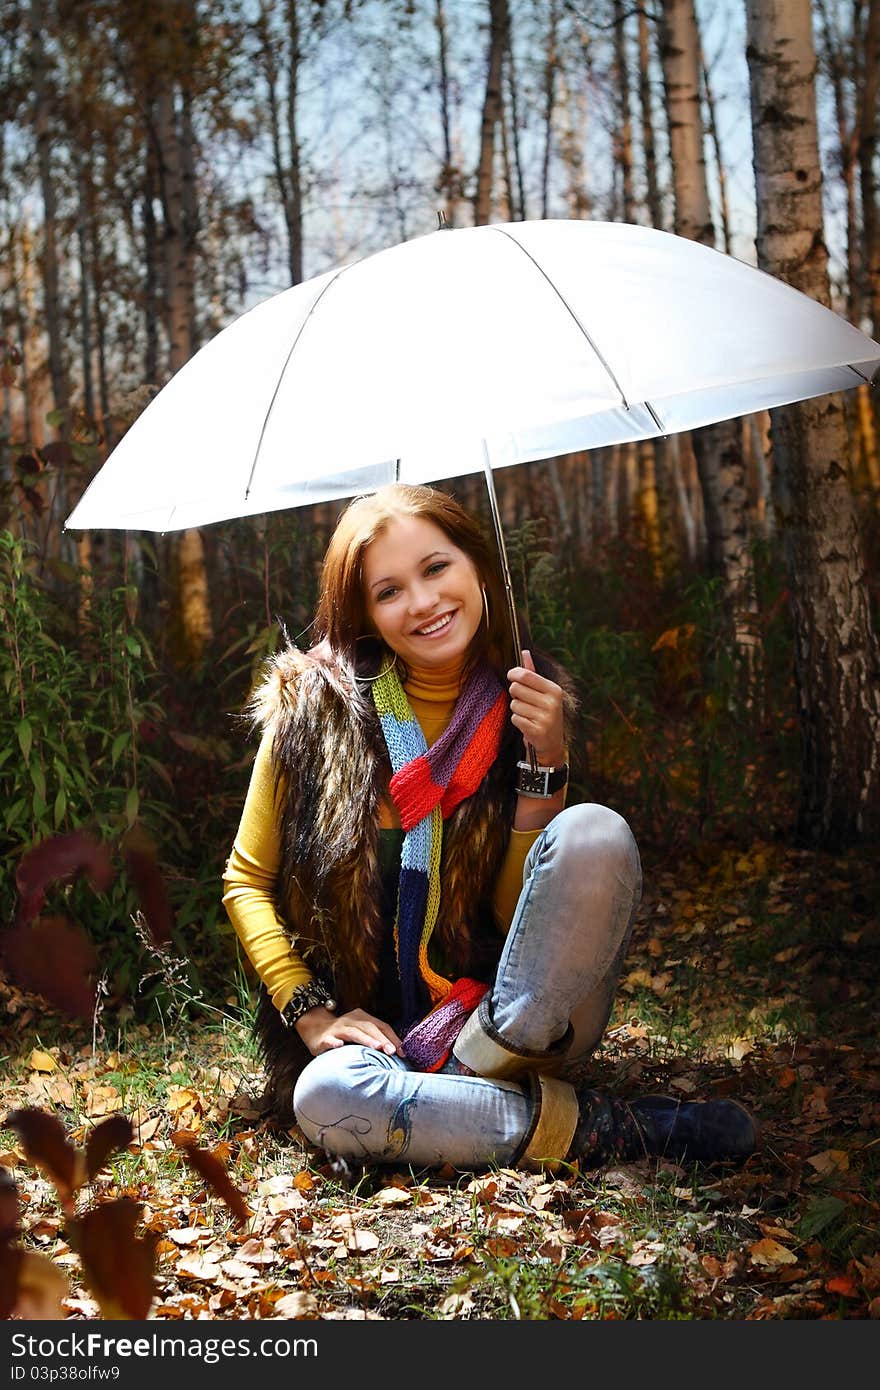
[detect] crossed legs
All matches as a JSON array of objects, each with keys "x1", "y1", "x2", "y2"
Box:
[{"x1": 293, "y1": 804, "x2": 642, "y2": 1169}]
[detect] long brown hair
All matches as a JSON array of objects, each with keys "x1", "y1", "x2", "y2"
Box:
[{"x1": 312, "y1": 483, "x2": 515, "y2": 676}]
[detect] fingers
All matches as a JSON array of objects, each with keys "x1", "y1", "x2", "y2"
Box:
[
  {"x1": 507, "y1": 673, "x2": 563, "y2": 726},
  {"x1": 507, "y1": 650, "x2": 565, "y2": 762},
  {"x1": 320, "y1": 1011, "x2": 404, "y2": 1057},
  {"x1": 507, "y1": 651, "x2": 559, "y2": 701},
  {"x1": 507, "y1": 648, "x2": 542, "y2": 687},
  {"x1": 510, "y1": 710, "x2": 548, "y2": 740}
]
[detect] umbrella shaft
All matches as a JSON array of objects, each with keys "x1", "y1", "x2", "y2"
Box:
[{"x1": 482, "y1": 448, "x2": 538, "y2": 775}]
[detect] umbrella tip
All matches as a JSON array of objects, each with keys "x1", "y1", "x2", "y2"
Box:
[{"x1": 437, "y1": 209, "x2": 450, "y2": 231}]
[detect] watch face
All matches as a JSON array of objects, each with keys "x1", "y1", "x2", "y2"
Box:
[{"x1": 518, "y1": 767, "x2": 550, "y2": 795}]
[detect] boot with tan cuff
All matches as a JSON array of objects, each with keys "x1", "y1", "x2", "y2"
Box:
[
  {"x1": 517, "y1": 1076, "x2": 758, "y2": 1171},
  {"x1": 451, "y1": 997, "x2": 757, "y2": 1172}
]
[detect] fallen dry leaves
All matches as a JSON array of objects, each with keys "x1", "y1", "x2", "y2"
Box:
[{"x1": 1, "y1": 837, "x2": 878, "y2": 1321}]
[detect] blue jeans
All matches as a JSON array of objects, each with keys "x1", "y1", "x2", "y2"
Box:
[{"x1": 292, "y1": 803, "x2": 642, "y2": 1169}]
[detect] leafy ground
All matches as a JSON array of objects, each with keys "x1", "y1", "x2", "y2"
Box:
[{"x1": 2, "y1": 835, "x2": 879, "y2": 1321}]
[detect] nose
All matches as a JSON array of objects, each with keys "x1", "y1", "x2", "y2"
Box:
[{"x1": 407, "y1": 581, "x2": 438, "y2": 616}]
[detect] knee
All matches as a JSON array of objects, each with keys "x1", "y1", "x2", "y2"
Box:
[
  {"x1": 293, "y1": 1045, "x2": 366, "y2": 1130},
  {"x1": 550, "y1": 803, "x2": 641, "y2": 887},
  {"x1": 292, "y1": 1044, "x2": 398, "y2": 1133}
]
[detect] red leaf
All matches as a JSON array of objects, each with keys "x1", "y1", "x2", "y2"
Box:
[
  {"x1": 123, "y1": 828, "x2": 174, "y2": 946},
  {"x1": 67, "y1": 1199, "x2": 157, "y2": 1320},
  {"x1": 176, "y1": 1141, "x2": 250, "y2": 1227},
  {"x1": 6, "y1": 1109, "x2": 80, "y2": 1204},
  {"x1": 0, "y1": 915, "x2": 98, "y2": 1020},
  {"x1": 85, "y1": 1116, "x2": 134, "y2": 1181},
  {"x1": 15, "y1": 830, "x2": 114, "y2": 927},
  {"x1": 825, "y1": 1275, "x2": 860, "y2": 1298}
]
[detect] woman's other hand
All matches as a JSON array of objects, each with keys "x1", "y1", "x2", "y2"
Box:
[
  {"x1": 295, "y1": 1005, "x2": 404, "y2": 1058},
  {"x1": 507, "y1": 648, "x2": 566, "y2": 765}
]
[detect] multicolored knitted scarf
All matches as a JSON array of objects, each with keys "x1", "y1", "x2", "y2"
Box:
[{"x1": 371, "y1": 657, "x2": 508, "y2": 1047}]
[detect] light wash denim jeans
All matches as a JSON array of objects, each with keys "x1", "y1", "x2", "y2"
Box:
[{"x1": 292, "y1": 803, "x2": 642, "y2": 1170}]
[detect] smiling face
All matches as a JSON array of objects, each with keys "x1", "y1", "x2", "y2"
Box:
[{"x1": 362, "y1": 514, "x2": 485, "y2": 671}]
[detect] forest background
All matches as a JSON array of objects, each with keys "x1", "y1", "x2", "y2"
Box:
[{"x1": 0, "y1": 0, "x2": 879, "y2": 1323}]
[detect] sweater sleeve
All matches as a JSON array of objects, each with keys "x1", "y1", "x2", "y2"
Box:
[
  {"x1": 221, "y1": 726, "x2": 313, "y2": 1012},
  {"x1": 493, "y1": 767, "x2": 572, "y2": 930},
  {"x1": 491, "y1": 827, "x2": 542, "y2": 934}
]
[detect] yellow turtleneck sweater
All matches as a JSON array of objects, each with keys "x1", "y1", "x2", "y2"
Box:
[{"x1": 221, "y1": 660, "x2": 542, "y2": 1015}]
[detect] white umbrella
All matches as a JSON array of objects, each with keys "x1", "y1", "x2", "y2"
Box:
[
  {"x1": 63, "y1": 217, "x2": 880, "y2": 726},
  {"x1": 64, "y1": 218, "x2": 880, "y2": 535}
]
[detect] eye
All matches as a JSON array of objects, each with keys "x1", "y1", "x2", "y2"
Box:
[
  {"x1": 426, "y1": 561, "x2": 448, "y2": 576},
  {"x1": 376, "y1": 586, "x2": 398, "y2": 602}
]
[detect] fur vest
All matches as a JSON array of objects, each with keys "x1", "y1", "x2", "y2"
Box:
[{"x1": 249, "y1": 641, "x2": 577, "y2": 1119}]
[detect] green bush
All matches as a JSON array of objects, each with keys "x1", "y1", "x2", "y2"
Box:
[{"x1": 0, "y1": 530, "x2": 196, "y2": 1011}]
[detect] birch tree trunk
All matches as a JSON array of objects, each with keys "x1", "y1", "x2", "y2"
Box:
[
  {"x1": 637, "y1": 3, "x2": 663, "y2": 229},
  {"x1": 816, "y1": 0, "x2": 859, "y2": 319},
  {"x1": 87, "y1": 178, "x2": 113, "y2": 451},
  {"x1": 474, "y1": 0, "x2": 509, "y2": 226},
  {"x1": 746, "y1": 0, "x2": 880, "y2": 846},
  {"x1": 285, "y1": 0, "x2": 304, "y2": 284},
  {"x1": 499, "y1": 82, "x2": 515, "y2": 220},
  {"x1": 859, "y1": 0, "x2": 880, "y2": 337},
  {"x1": 28, "y1": 0, "x2": 68, "y2": 432},
  {"x1": 153, "y1": 2, "x2": 213, "y2": 666},
  {"x1": 505, "y1": 14, "x2": 527, "y2": 219},
  {"x1": 435, "y1": 0, "x2": 460, "y2": 226},
  {"x1": 540, "y1": 0, "x2": 559, "y2": 220},
  {"x1": 11, "y1": 225, "x2": 39, "y2": 449},
  {"x1": 557, "y1": 60, "x2": 589, "y2": 219},
  {"x1": 855, "y1": 0, "x2": 880, "y2": 491},
  {"x1": 700, "y1": 41, "x2": 731, "y2": 254},
  {"x1": 155, "y1": 86, "x2": 192, "y2": 376},
  {"x1": 257, "y1": 0, "x2": 304, "y2": 284},
  {"x1": 660, "y1": 0, "x2": 760, "y2": 694},
  {"x1": 658, "y1": 0, "x2": 711, "y2": 242},
  {"x1": 142, "y1": 146, "x2": 160, "y2": 386},
  {"x1": 636, "y1": 11, "x2": 677, "y2": 579},
  {"x1": 612, "y1": 0, "x2": 634, "y2": 222},
  {"x1": 75, "y1": 164, "x2": 95, "y2": 424},
  {"x1": 29, "y1": 0, "x2": 71, "y2": 559}
]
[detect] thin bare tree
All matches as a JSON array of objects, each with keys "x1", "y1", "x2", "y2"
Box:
[
  {"x1": 746, "y1": 0, "x2": 880, "y2": 846},
  {"x1": 474, "y1": 0, "x2": 509, "y2": 225},
  {"x1": 658, "y1": 0, "x2": 761, "y2": 694}
]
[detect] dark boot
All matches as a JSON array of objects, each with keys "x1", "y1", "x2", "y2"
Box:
[{"x1": 571, "y1": 1089, "x2": 757, "y2": 1169}]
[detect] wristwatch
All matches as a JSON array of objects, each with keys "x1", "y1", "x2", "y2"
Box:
[{"x1": 516, "y1": 760, "x2": 569, "y2": 798}]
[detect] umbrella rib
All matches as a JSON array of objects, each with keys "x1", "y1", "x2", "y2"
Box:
[
  {"x1": 244, "y1": 263, "x2": 352, "y2": 500},
  {"x1": 489, "y1": 226, "x2": 630, "y2": 410}
]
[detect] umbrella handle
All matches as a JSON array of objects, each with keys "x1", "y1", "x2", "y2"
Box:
[{"x1": 482, "y1": 445, "x2": 539, "y2": 775}]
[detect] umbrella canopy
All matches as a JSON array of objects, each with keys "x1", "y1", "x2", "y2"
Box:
[{"x1": 64, "y1": 218, "x2": 880, "y2": 535}]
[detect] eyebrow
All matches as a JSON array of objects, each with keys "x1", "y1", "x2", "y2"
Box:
[{"x1": 368, "y1": 550, "x2": 450, "y2": 592}]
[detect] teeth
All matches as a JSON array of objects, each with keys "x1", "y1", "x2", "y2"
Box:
[{"x1": 417, "y1": 612, "x2": 453, "y2": 635}]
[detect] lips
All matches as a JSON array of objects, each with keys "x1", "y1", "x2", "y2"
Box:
[{"x1": 412, "y1": 609, "x2": 456, "y2": 637}]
